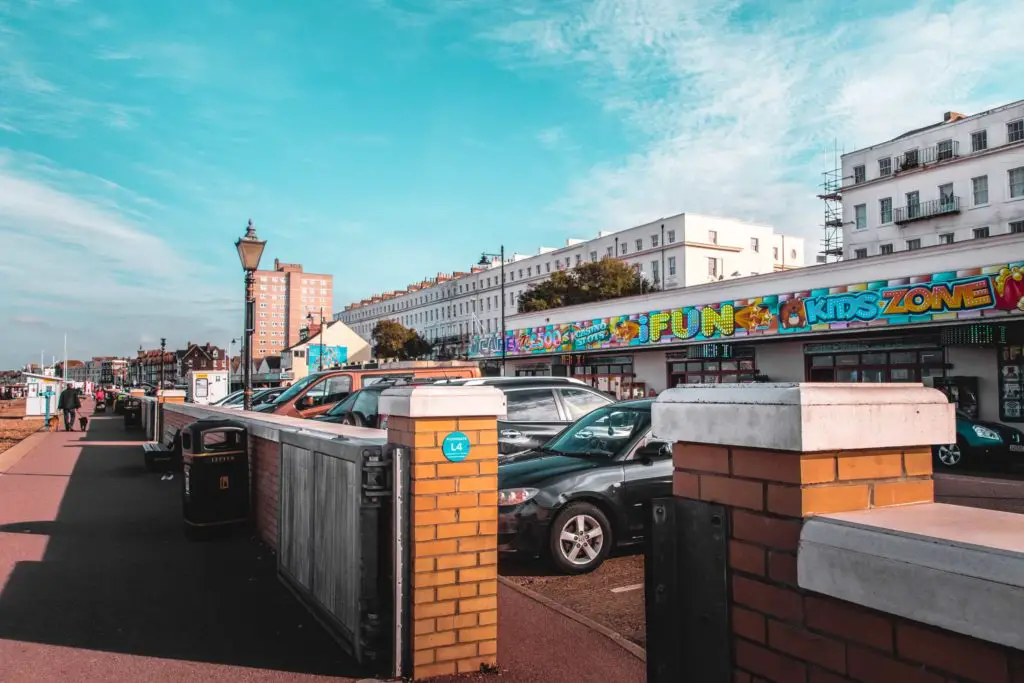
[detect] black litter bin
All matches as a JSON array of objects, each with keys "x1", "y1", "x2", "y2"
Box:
[
  {"x1": 114, "y1": 394, "x2": 126, "y2": 415},
  {"x1": 181, "y1": 419, "x2": 250, "y2": 540},
  {"x1": 123, "y1": 397, "x2": 141, "y2": 429}
]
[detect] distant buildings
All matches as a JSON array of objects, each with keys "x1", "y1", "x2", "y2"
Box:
[
  {"x1": 336, "y1": 213, "x2": 805, "y2": 354},
  {"x1": 842, "y1": 100, "x2": 1024, "y2": 260},
  {"x1": 253, "y1": 258, "x2": 334, "y2": 359}
]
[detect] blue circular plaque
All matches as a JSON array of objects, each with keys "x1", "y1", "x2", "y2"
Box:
[{"x1": 441, "y1": 431, "x2": 471, "y2": 463}]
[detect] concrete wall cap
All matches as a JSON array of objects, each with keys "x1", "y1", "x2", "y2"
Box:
[
  {"x1": 164, "y1": 402, "x2": 386, "y2": 444},
  {"x1": 799, "y1": 503, "x2": 1024, "y2": 650},
  {"x1": 651, "y1": 382, "x2": 954, "y2": 452},
  {"x1": 379, "y1": 385, "x2": 506, "y2": 419}
]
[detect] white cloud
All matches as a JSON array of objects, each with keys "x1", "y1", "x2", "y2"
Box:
[
  {"x1": 0, "y1": 152, "x2": 238, "y2": 366},
  {"x1": 462, "y1": 0, "x2": 1024, "y2": 256},
  {"x1": 537, "y1": 126, "x2": 565, "y2": 148}
]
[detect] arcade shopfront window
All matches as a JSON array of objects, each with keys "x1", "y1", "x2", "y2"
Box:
[
  {"x1": 668, "y1": 345, "x2": 756, "y2": 385},
  {"x1": 569, "y1": 355, "x2": 643, "y2": 398},
  {"x1": 513, "y1": 362, "x2": 552, "y2": 377},
  {"x1": 805, "y1": 342, "x2": 945, "y2": 383}
]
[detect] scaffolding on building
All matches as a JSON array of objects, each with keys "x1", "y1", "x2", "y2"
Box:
[{"x1": 818, "y1": 140, "x2": 844, "y2": 263}]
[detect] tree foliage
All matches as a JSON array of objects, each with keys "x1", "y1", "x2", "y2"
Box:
[
  {"x1": 517, "y1": 258, "x2": 656, "y2": 313},
  {"x1": 371, "y1": 320, "x2": 433, "y2": 360}
]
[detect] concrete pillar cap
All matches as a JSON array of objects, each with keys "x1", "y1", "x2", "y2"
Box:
[
  {"x1": 652, "y1": 382, "x2": 954, "y2": 452},
  {"x1": 379, "y1": 385, "x2": 506, "y2": 419}
]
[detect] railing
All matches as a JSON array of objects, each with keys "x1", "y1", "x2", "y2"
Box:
[
  {"x1": 277, "y1": 429, "x2": 395, "y2": 669},
  {"x1": 894, "y1": 140, "x2": 960, "y2": 172},
  {"x1": 893, "y1": 196, "x2": 961, "y2": 225}
]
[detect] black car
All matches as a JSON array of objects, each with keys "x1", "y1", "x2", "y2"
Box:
[
  {"x1": 314, "y1": 379, "x2": 432, "y2": 428},
  {"x1": 434, "y1": 377, "x2": 614, "y2": 455},
  {"x1": 497, "y1": 399, "x2": 672, "y2": 574}
]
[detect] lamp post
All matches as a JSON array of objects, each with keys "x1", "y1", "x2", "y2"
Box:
[
  {"x1": 159, "y1": 338, "x2": 166, "y2": 391},
  {"x1": 478, "y1": 246, "x2": 505, "y2": 376},
  {"x1": 235, "y1": 219, "x2": 266, "y2": 412},
  {"x1": 307, "y1": 307, "x2": 325, "y2": 372}
]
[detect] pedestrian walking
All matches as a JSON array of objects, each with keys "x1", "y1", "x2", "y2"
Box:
[{"x1": 58, "y1": 383, "x2": 81, "y2": 432}]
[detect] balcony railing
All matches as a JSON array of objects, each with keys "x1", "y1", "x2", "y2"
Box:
[
  {"x1": 894, "y1": 140, "x2": 960, "y2": 172},
  {"x1": 893, "y1": 196, "x2": 961, "y2": 225}
]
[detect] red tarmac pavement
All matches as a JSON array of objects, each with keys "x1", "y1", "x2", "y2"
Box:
[{"x1": 0, "y1": 404, "x2": 645, "y2": 683}]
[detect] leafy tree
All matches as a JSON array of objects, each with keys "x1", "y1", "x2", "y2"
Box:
[
  {"x1": 372, "y1": 320, "x2": 413, "y2": 359},
  {"x1": 403, "y1": 333, "x2": 433, "y2": 360},
  {"x1": 518, "y1": 258, "x2": 656, "y2": 313}
]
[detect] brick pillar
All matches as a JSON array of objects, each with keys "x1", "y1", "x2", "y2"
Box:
[
  {"x1": 652, "y1": 383, "x2": 957, "y2": 682},
  {"x1": 380, "y1": 385, "x2": 506, "y2": 681}
]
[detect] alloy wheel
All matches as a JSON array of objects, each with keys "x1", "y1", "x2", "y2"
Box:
[
  {"x1": 937, "y1": 443, "x2": 962, "y2": 467},
  {"x1": 557, "y1": 514, "x2": 605, "y2": 566}
]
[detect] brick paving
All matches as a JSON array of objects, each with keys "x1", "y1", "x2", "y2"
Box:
[{"x1": 0, "y1": 403, "x2": 646, "y2": 683}]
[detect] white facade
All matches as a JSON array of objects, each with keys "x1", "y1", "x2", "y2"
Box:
[
  {"x1": 842, "y1": 100, "x2": 1024, "y2": 260},
  {"x1": 337, "y1": 213, "x2": 804, "y2": 343}
]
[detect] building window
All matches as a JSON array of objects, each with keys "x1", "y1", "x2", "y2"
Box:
[
  {"x1": 773, "y1": 246, "x2": 779, "y2": 260},
  {"x1": 1010, "y1": 167, "x2": 1024, "y2": 199},
  {"x1": 880, "y1": 243, "x2": 894, "y2": 255},
  {"x1": 708, "y1": 230, "x2": 718, "y2": 244},
  {"x1": 668, "y1": 256, "x2": 677, "y2": 276},
  {"x1": 807, "y1": 347, "x2": 944, "y2": 383},
  {"x1": 907, "y1": 238, "x2": 921, "y2": 251},
  {"x1": 527, "y1": 267, "x2": 532, "y2": 276},
  {"x1": 667, "y1": 230, "x2": 676, "y2": 243},
  {"x1": 936, "y1": 139, "x2": 954, "y2": 161},
  {"x1": 906, "y1": 191, "x2": 921, "y2": 219},
  {"x1": 652, "y1": 234, "x2": 659, "y2": 247},
  {"x1": 939, "y1": 183, "x2": 955, "y2": 210},
  {"x1": 878, "y1": 157, "x2": 892, "y2": 177},
  {"x1": 651, "y1": 261, "x2": 660, "y2": 282},
  {"x1": 635, "y1": 238, "x2": 643, "y2": 251},
  {"x1": 620, "y1": 243, "x2": 627, "y2": 254},
  {"x1": 974, "y1": 227, "x2": 990, "y2": 239},
  {"x1": 854, "y1": 248, "x2": 868, "y2": 259},
  {"x1": 853, "y1": 165, "x2": 866, "y2": 184},
  {"x1": 708, "y1": 258, "x2": 721, "y2": 278},
  {"x1": 1008, "y1": 120, "x2": 1024, "y2": 144},
  {"x1": 939, "y1": 233, "x2": 955, "y2": 245},
  {"x1": 1010, "y1": 221, "x2": 1024, "y2": 234},
  {"x1": 854, "y1": 204, "x2": 867, "y2": 230},
  {"x1": 606, "y1": 246, "x2": 613, "y2": 257},
  {"x1": 972, "y1": 176, "x2": 989, "y2": 205},
  {"x1": 750, "y1": 237, "x2": 759, "y2": 252},
  {"x1": 575, "y1": 254, "x2": 582, "y2": 266},
  {"x1": 589, "y1": 251, "x2": 597, "y2": 262},
  {"x1": 879, "y1": 197, "x2": 892, "y2": 224},
  {"x1": 971, "y1": 130, "x2": 988, "y2": 152},
  {"x1": 903, "y1": 149, "x2": 919, "y2": 169}
]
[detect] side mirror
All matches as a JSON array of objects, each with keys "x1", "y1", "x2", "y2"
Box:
[{"x1": 637, "y1": 441, "x2": 671, "y2": 463}]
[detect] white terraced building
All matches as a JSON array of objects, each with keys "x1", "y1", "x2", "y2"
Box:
[
  {"x1": 336, "y1": 213, "x2": 805, "y2": 346},
  {"x1": 842, "y1": 99, "x2": 1024, "y2": 260}
]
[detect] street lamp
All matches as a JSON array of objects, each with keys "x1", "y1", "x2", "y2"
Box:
[
  {"x1": 235, "y1": 219, "x2": 266, "y2": 411},
  {"x1": 478, "y1": 246, "x2": 505, "y2": 376},
  {"x1": 307, "y1": 307, "x2": 325, "y2": 372},
  {"x1": 159, "y1": 338, "x2": 166, "y2": 390}
]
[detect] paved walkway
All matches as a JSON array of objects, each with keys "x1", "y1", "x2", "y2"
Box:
[{"x1": 0, "y1": 404, "x2": 645, "y2": 683}]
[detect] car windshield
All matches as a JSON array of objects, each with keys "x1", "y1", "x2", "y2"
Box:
[
  {"x1": 268, "y1": 373, "x2": 322, "y2": 405},
  {"x1": 222, "y1": 391, "x2": 245, "y2": 405},
  {"x1": 543, "y1": 404, "x2": 651, "y2": 459}
]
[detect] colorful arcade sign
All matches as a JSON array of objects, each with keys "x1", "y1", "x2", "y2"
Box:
[{"x1": 468, "y1": 262, "x2": 1024, "y2": 359}]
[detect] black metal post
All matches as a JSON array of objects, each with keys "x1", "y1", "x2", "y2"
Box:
[
  {"x1": 159, "y1": 338, "x2": 166, "y2": 390},
  {"x1": 499, "y1": 245, "x2": 505, "y2": 376},
  {"x1": 243, "y1": 270, "x2": 255, "y2": 411}
]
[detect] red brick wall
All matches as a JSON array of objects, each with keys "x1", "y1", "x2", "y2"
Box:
[
  {"x1": 160, "y1": 405, "x2": 279, "y2": 550},
  {"x1": 673, "y1": 441, "x2": 1024, "y2": 682}
]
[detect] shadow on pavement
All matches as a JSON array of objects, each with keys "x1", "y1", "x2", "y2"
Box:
[{"x1": 0, "y1": 409, "x2": 367, "y2": 678}]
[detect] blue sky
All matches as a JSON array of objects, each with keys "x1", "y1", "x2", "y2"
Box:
[{"x1": 1, "y1": 0, "x2": 1021, "y2": 367}]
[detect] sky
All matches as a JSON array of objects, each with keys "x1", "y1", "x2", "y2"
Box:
[{"x1": 1, "y1": 0, "x2": 1022, "y2": 368}]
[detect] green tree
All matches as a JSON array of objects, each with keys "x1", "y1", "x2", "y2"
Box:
[
  {"x1": 403, "y1": 333, "x2": 433, "y2": 360},
  {"x1": 518, "y1": 258, "x2": 656, "y2": 313},
  {"x1": 371, "y1": 320, "x2": 413, "y2": 359}
]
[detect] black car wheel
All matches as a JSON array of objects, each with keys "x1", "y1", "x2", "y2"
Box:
[
  {"x1": 341, "y1": 411, "x2": 368, "y2": 428},
  {"x1": 548, "y1": 502, "x2": 612, "y2": 575},
  {"x1": 933, "y1": 441, "x2": 966, "y2": 469}
]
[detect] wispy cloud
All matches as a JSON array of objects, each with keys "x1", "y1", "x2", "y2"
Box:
[
  {"x1": 398, "y1": 0, "x2": 1024, "y2": 253},
  {"x1": 536, "y1": 126, "x2": 564, "y2": 149}
]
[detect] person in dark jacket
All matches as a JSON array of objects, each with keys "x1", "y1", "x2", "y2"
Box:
[{"x1": 58, "y1": 384, "x2": 81, "y2": 432}]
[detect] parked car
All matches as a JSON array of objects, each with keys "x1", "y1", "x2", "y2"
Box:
[
  {"x1": 933, "y1": 410, "x2": 1024, "y2": 470},
  {"x1": 224, "y1": 386, "x2": 286, "y2": 410},
  {"x1": 214, "y1": 390, "x2": 245, "y2": 407},
  {"x1": 314, "y1": 378, "x2": 434, "y2": 428},
  {"x1": 255, "y1": 362, "x2": 481, "y2": 419},
  {"x1": 496, "y1": 399, "x2": 671, "y2": 574},
  {"x1": 431, "y1": 377, "x2": 615, "y2": 455}
]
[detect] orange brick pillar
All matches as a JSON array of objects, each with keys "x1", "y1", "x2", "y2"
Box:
[
  {"x1": 380, "y1": 384, "x2": 506, "y2": 681},
  {"x1": 651, "y1": 382, "x2": 957, "y2": 682}
]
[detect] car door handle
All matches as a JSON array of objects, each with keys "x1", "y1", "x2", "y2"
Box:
[{"x1": 500, "y1": 429, "x2": 522, "y2": 439}]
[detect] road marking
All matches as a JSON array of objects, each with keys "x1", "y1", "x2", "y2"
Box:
[{"x1": 610, "y1": 583, "x2": 643, "y2": 594}]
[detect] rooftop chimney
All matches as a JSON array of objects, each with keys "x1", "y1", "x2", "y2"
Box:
[{"x1": 943, "y1": 111, "x2": 965, "y2": 123}]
